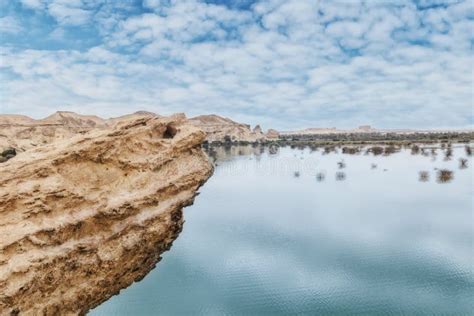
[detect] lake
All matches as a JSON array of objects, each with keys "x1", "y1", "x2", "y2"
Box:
[{"x1": 91, "y1": 144, "x2": 473, "y2": 315}]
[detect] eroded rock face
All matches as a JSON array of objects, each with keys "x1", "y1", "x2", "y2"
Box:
[
  {"x1": 0, "y1": 116, "x2": 213, "y2": 315},
  {"x1": 265, "y1": 129, "x2": 280, "y2": 139},
  {"x1": 189, "y1": 115, "x2": 265, "y2": 143},
  {"x1": 0, "y1": 111, "x2": 160, "y2": 152}
]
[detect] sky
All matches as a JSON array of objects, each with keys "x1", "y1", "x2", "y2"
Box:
[{"x1": 0, "y1": 0, "x2": 472, "y2": 130}]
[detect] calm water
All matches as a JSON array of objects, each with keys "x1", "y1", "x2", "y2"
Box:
[{"x1": 91, "y1": 145, "x2": 473, "y2": 315}]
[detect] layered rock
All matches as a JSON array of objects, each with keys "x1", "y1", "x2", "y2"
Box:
[
  {"x1": 106, "y1": 111, "x2": 159, "y2": 127},
  {"x1": 0, "y1": 111, "x2": 106, "y2": 152},
  {"x1": 252, "y1": 125, "x2": 262, "y2": 134},
  {"x1": 189, "y1": 115, "x2": 265, "y2": 143},
  {"x1": 0, "y1": 115, "x2": 213, "y2": 315},
  {"x1": 0, "y1": 111, "x2": 160, "y2": 152},
  {"x1": 39, "y1": 111, "x2": 107, "y2": 128},
  {"x1": 265, "y1": 129, "x2": 280, "y2": 139},
  {"x1": 1, "y1": 112, "x2": 269, "y2": 151}
]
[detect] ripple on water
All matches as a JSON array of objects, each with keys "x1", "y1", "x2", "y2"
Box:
[{"x1": 91, "y1": 145, "x2": 474, "y2": 315}]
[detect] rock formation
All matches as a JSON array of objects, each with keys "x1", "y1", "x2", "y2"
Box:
[
  {"x1": 0, "y1": 111, "x2": 160, "y2": 152},
  {"x1": 252, "y1": 125, "x2": 262, "y2": 134},
  {"x1": 40, "y1": 111, "x2": 107, "y2": 128},
  {"x1": 265, "y1": 129, "x2": 280, "y2": 139},
  {"x1": 0, "y1": 115, "x2": 213, "y2": 315},
  {"x1": 0, "y1": 111, "x2": 106, "y2": 152},
  {"x1": 189, "y1": 115, "x2": 265, "y2": 143},
  {"x1": 1, "y1": 112, "x2": 269, "y2": 151}
]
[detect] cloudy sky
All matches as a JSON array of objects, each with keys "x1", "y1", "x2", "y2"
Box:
[{"x1": 0, "y1": 0, "x2": 472, "y2": 129}]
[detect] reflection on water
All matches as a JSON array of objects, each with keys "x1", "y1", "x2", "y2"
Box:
[
  {"x1": 466, "y1": 145, "x2": 473, "y2": 156},
  {"x1": 316, "y1": 172, "x2": 325, "y2": 182},
  {"x1": 419, "y1": 171, "x2": 430, "y2": 182},
  {"x1": 337, "y1": 160, "x2": 346, "y2": 169},
  {"x1": 91, "y1": 144, "x2": 473, "y2": 315},
  {"x1": 437, "y1": 169, "x2": 454, "y2": 183},
  {"x1": 445, "y1": 148, "x2": 453, "y2": 161},
  {"x1": 335, "y1": 171, "x2": 346, "y2": 181}
]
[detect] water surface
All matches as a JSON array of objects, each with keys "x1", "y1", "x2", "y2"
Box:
[{"x1": 91, "y1": 145, "x2": 473, "y2": 315}]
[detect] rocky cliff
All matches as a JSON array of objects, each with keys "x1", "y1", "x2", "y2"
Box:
[
  {"x1": 0, "y1": 112, "x2": 270, "y2": 151},
  {"x1": 0, "y1": 115, "x2": 213, "y2": 315},
  {"x1": 0, "y1": 112, "x2": 106, "y2": 152},
  {"x1": 0, "y1": 111, "x2": 160, "y2": 152},
  {"x1": 189, "y1": 114, "x2": 265, "y2": 143}
]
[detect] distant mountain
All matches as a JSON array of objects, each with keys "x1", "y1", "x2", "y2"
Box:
[
  {"x1": 280, "y1": 125, "x2": 419, "y2": 135},
  {"x1": 39, "y1": 111, "x2": 107, "y2": 128},
  {"x1": 0, "y1": 114, "x2": 36, "y2": 126}
]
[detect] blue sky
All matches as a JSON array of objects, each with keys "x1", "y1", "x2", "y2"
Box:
[{"x1": 0, "y1": 0, "x2": 472, "y2": 130}]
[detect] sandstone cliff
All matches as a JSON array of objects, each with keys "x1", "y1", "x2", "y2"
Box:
[
  {"x1": 0, "y1": 112, "x2": 269, "y2": 151},
  {"x1": 189, "y1": 114, "x2": 265, "y2": 143},
  {"x1": 0, "y1": 111, "x2": 107, "y2": 152},
  {"x1": 0, "y1": 115, "x2": 213, "y2": 315},
  {"x1": 0, "y1": 111, "x2": 160, "y2": 152},
  {"x1": 265, "y1": 129, "x2": 280, "y2": 139}
]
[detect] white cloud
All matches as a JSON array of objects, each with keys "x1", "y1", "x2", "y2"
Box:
[
  {"x1": 0, "y1": 16, "x2": 22, "y2": 33},
  {"x1": 0, "y1": 0, "x2": 473, "y2": 129},
  {"x1": 19, "y1": 0, "x2": 46, "y2": 10},
  {"x1": 47, "y1": 1, "x2": 92, "y2": 25}
]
